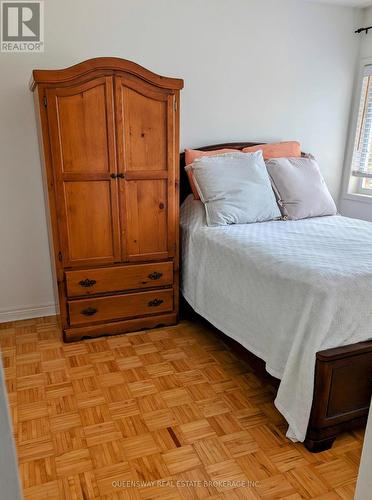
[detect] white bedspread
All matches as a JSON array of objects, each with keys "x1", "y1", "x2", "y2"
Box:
[{"x1": 181, "y1": 194, "x2": 372, "y2": 442}]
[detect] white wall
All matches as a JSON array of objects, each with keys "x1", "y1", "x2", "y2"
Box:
[
  {"x1": 339, "y1": 5, "x2": 372, "y2": 222},
  {"x1": 0, "y1": 0, "x2": 361, "y2": 321}
]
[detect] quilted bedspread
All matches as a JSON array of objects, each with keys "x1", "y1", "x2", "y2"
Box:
[{"x1": 180, "y1": 195, "x2": 372, "y2": 441}]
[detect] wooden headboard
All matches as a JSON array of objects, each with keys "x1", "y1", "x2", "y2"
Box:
[{"x1": 179, "y1": 141, "x2": 306, "y2": 203}]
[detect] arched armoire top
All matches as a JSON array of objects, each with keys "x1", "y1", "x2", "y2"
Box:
[{"x1": 29, "y1": 57, "x2": 184, "y2": 91}]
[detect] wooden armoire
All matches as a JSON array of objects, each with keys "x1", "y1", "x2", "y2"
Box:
[{"x1": 30, "y1": 58, "x2": 183, "y2": 342}]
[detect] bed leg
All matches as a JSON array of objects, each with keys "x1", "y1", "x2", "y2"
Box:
[{"x1": 304, "y1": 435, "x2": 336, "y2": 453}]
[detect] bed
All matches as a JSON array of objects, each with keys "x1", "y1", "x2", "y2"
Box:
[{"x1": 180, "y1": 142, "x2": 372, "y2": 452}]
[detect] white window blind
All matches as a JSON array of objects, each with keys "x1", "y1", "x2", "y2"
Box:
[{"x1": 351, "y1": 65, "x2": 372, "y2": 190}]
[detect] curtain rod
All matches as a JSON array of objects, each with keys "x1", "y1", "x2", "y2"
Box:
[{"x1": 355, "y1": 26, "x2": 372, "y2": 34}]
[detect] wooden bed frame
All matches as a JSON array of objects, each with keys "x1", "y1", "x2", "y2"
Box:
[{"x1": 180, "y1": 141, "x2": 372, "y2": 452}]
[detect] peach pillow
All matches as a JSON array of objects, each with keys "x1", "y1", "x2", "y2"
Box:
[
  {"x1": 185, "y1": 148, "x2": 237, "y2": 199},
  {"x1": 242, "y1": 141, "x2": 301, "y2": 160}
]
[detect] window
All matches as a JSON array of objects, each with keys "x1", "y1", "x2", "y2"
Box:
[{"x1": 350, "y1": 65, "x2": 372, "y2": 194}]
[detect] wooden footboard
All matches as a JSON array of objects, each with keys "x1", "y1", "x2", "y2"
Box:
[{"x1": 304, "y1": 341, "x2": 372, "y2": 452}]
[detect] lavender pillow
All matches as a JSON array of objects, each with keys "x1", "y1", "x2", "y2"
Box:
[{"x1": 265, "y1": 157, "x2": 337, "y2": 220}]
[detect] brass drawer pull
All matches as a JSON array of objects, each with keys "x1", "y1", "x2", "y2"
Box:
[
  {"x1": 81, "y1": 307, "x2": 98, "y2": 316},
  {"x1": 110, "y1": 173, "x2": 125, "y2": 179},
  {"x1": 79, "y1": 278, "x2": 97, "y2": 288},
  {"x1": 148, "y1": 272, "x2": 163, "y2": 280},
  {"x1": 148, "y1": 299, "x2": 164, "y2": 307}
]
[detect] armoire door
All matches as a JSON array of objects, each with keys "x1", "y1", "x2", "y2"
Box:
[
  {"x1": 115, "y1": 74, "x2": 176, "y2": 262},
  {"x1": 46, "y1": 76, "x2": 121, "y2": 267}
]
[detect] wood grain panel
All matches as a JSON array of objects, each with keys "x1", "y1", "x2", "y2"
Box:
[
  {"x1": 56, "y1": 83, "x2": 109, "y2": 174},
  {"x1": 63, "y1": 181, "x2": 117, "y2": 263},
  {"x1": 65, "y1": 262, "x2": 173, "y2": 297},
  {"x1": 120, "y1": 83, "x2": 168, "y2": 172},
  {"x1": 68, "y1": 289, "x2": 173, "y2": 326},
  {"x1": 125, "y1": 179, "x2": 168, "y2": 260}
]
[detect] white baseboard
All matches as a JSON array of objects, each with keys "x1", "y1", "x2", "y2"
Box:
[{"x1": 0, "y1": 304, "x2": 57, "y2": 323}]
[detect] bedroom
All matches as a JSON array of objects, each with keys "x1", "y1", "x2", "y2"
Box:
[{"x1": 0, "y1": 0, "x2": 372, "y2": 498}]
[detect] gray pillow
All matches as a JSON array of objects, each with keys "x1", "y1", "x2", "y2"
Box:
[
  {"x1": 186, "y1": 151, "x2": 281, "y2": 226},
  {"x1": 265, "y1": 157, "x2": 337, "y2": 220}
]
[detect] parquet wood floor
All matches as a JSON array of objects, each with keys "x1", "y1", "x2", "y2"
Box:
[{"x1": 0, "y1": 316, "x2": 364, "y2": 499}]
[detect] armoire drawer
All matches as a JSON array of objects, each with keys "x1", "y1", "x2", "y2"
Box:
[
  {"x1": 65, "y1": 262, "x2": 173, "y2": 297},
  {"x1": 68, "y1": 288, "x2": 174, "y2": 326}
]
